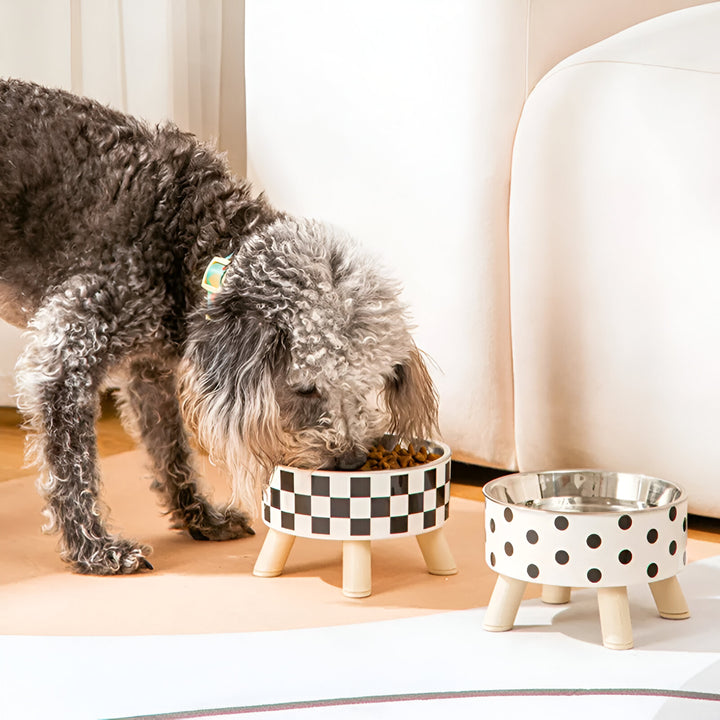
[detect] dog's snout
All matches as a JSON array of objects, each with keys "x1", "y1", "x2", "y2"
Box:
[{"x1": 335, "y1": 448, "x2": 368, "y2": 471}]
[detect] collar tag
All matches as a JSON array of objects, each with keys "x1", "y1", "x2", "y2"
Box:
[{"x1": 201, "y1": 255, "x2": 232, "y2": 297}]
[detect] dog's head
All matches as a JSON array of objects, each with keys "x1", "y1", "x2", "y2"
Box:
[{"x1": 180, "y1": 217, "x2": 438, "y2": 510}]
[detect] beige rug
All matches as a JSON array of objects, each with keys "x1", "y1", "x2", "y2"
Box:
[{"x1": 0, "y1": 450, "x2": 519, "y2": 635}]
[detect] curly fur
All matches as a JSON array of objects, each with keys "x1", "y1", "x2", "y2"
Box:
[{"x1": 0, "y1": 77, "x2": 439, "y2": 575}]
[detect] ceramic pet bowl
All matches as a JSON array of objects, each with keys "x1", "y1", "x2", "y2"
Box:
[
  {"x1": 482, "y1": 470, "x2": 690, "y2": 649},
  {"x1": 253, "y1": 435, "x2": 456, "y2": 598}
]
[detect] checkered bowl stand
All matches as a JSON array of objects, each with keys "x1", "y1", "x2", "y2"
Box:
[
  {"x1": 262, "y1": 455, "x2": 451, "y2": 541},
  {"x1": 253, "y1": 437, "x2": 457, "y2": 597}
]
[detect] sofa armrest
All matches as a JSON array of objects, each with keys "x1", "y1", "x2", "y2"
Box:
[{"x1": 525, "y1": 0, "x2": 710, "y2": 92}]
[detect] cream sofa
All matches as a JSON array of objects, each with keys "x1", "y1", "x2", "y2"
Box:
[
  {"x1": 244, "y1": 0, "x2": 708, "y2": 471},
  {"x1": 509, "y1": 2, "x2": 720, "y2": 518}
]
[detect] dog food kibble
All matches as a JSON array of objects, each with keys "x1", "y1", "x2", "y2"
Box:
[{"x1": 358, "y1": 443, "x2": 441, "y2": 471}]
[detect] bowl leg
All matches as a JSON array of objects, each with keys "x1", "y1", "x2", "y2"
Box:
[
  {"x1": 253, "y1": 527, "x2": 296, "y2": 578},
  {"x1": 416, "y1": 527, "x2": 458, "y2": 576},
  {"x1": 542, "y1": 585, "x2": 572, "y2": 605},
  {"x1": 597, "y1": 586, "x2": 633, "y2": 650},
  {"x1": 483, "y1": 574, "x2": 528, "y2": 632},
  {"x1": 649, "y1": 576, "x2": 690, "y2": 619},
  {"x1": 343, "y1": 540, "x2": 372, "y2": 598}
]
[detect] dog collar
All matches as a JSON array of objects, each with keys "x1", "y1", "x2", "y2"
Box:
[{"x1": 201, "y1": 254, "x2": 233, "y2": 302}]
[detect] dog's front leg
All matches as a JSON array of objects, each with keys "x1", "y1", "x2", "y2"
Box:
[
  {"x1": 16, "y1": 277, "x2": 152, "y2": 574},
  {"x1": 118, "y1": 357, "x2": 254, "y2": 540}
]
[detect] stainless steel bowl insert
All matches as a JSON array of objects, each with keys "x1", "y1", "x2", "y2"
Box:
[{"x1": 483, "y1": 470, "x2": 685, "y2": 514}]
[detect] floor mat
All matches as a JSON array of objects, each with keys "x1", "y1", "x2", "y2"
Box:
[{"x1": 2, "y1": 555, "x2": 720, "y2": 719}]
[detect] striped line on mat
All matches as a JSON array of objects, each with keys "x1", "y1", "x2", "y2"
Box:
[{"x1": 108, "y1": 687, "x2": 720, "y2": 719}]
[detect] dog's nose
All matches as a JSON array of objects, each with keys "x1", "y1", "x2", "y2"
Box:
[{"x1": 335, "y1": 448, "x2": 368, "y2": 471}]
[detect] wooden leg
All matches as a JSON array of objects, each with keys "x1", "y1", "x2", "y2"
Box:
[
  {"x1": 343, "y1": 540, "x2": 372, "y2": 598},
  {"x1": 542, "y1": 585, "x2": 572, "y2": 605},
  {"x1": 253, "y1": 528, "x2": 296, "y2": 578},
  {"x1": 649, "y1": 576, "x2": 690, "y2": 619},
  {"x1": 597, "y1": 586, "x2": 633, "y2": 650},
  {"x1": 416, "y1": 528, "x2": 458, "y2": 576},
  {"x1": 483, "y1": 574, "x2": 528, "y2": 632}
]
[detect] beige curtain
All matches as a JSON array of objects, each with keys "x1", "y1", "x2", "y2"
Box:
[
  {"x1": 0, "y1": 0, "x2": 246, "y2": 405},
  {"x1": 0, "y1": 0, "x2": 246, "y2": 173}
]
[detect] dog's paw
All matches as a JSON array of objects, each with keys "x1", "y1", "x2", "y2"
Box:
[
  {"x1": 69, "y1": 538, "x2": 154, "y2": 575},
  {"x1": 185, "y1": 504, "x2": 255, "y2": 542}
]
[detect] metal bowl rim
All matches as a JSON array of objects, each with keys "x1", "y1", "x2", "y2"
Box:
[{"x1": 482, "y1": 468, "x2": 688, "y2": 514}]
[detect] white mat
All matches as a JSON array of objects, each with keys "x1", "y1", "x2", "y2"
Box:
[{"x1": 2, "y1": 555, "x2": 719, "y2": 720}]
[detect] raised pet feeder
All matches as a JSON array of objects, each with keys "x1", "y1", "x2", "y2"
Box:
[
  {"x1": 253, "y1": 436, "x2": 456, "y2": 597},
  {"x1": 482, "y1": 470, "x2": 689, "y2": 649}
]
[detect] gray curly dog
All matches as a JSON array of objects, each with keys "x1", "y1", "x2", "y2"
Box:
[{"x1": 0, "y1": 78, "x2": 438, "y2": 575}]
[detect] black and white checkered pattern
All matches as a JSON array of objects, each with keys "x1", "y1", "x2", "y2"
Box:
[{"x1": 262, "y1": 458, "x2": 451, "y2": 540}]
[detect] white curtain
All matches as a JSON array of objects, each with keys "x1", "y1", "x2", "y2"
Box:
[{"x1": 0, "y1": 0, "x2": 246, "y2": 404}]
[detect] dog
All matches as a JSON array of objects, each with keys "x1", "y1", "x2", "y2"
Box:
[{"x1": 0, "y1": 78, "x2": 439, "y2": 574}]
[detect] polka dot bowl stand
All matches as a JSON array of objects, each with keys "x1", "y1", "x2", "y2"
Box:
[
  {"x1": 482, "y1": 470, "x2": 689, "y2": 650},
  {"x1": 252, "y1": 438, "x2": 456, "y2": 597}
]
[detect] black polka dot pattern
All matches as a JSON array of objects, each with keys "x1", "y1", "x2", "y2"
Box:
[
  {"x1": 669, "y1": 506, "x2": 677, "y2": 522},
  {"x1": 484, "y1": 492, "x2": 688, "y2": 588}
]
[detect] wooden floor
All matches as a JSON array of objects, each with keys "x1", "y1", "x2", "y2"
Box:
[
  {"x1": 2, "y1": 399, "x2": 719, "y2": 544},
  {"x1": 0, "y1": 397, "x2": 136, "y2": 483}
]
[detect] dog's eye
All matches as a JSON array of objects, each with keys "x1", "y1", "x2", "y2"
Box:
[{"x1": 296, "y1": 385, "x2": 321, "y2": 399}]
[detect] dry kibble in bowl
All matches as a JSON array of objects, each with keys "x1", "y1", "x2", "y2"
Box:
[{"x1": 358, "y1": 442, "x2": 442, "y2": 471}]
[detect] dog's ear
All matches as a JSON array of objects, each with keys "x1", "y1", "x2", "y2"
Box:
[
  {"x1": 179, "y1": 306, "x2": 289, "y2": 514},
  {"x1": 383, "y1": 345, "x2": 439, "y2": 442}
]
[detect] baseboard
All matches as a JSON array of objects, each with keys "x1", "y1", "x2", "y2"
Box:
[{"x1": 451, "y1": 462, "x2": 510, "y2": 486}]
